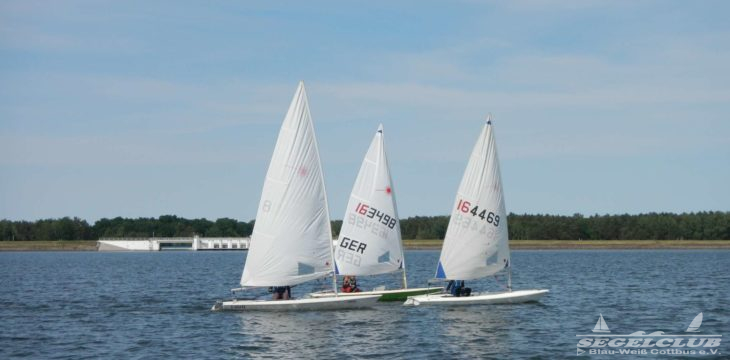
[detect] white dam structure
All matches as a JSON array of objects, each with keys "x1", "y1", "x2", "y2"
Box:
[{"x1": 97, "y1": 236, "x2": 250, "y2": 251}]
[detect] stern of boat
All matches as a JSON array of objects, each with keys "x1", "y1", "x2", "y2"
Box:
[
  {"x1": 403, "y1": 297, "x2": 417, "y2": 306},
  {"x1": 403, "y1": 295, "x2": 425, "y2": 306}
]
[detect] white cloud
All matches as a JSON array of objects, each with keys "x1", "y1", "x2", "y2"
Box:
[{"x1": 0, "y1": 133, "x2": 257, "y2": 166}]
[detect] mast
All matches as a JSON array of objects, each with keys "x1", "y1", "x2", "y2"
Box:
[
  {"x1": 489, "y1": 113, "x2": 512, "y2": 292},
  {"x1": 401, "y1": 268, "x2": 408, "y2": 289},
  {"x1": 507, "y1": 266, "x2": 512, "y2": 291},
  {"x1": 304, "y1": 79, "x2": 338, "y2": 296},
  {"x1": 331, "y1": 260, "x2": 339, "y2": 296},
  {"x1": 382, "y1": 123, "x2": 408, "y2": 290},
  {"x1": 302, "y1": 80, "x2": 338, "y2": 296}
]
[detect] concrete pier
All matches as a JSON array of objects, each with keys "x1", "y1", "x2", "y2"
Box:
[{"x1": 97, "y1": 236, "x2": 250, "y2": 251}]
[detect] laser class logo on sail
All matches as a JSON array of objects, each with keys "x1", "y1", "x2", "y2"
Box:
[{"x1": 576, "y1": 313, "x2": 723, "y2": 356}]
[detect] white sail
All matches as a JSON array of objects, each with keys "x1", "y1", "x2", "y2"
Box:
[
  {"x1": 686, "y1": 313, "x2": 703, "y2": 332},
  {"x1": 335, "y1": 124, "x2": 405, "y2": 276},
  {"x1": 593, "y1": 314, "x2": 610, "y2": 332},
  {"x1": 240, "y1": 82, "x2": 333, "y2": 287},
  {"x1": 435, "y1": 119, "x2": 510, "y2": 281}
]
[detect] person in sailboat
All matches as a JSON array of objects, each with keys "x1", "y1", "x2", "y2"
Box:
[
  {"x1": 446, "y1": 280, "x2": 471, "y2": 297},
  {"x1": 270, "y1": 286, "x2": 291, "y2": 300},
  {"x1": 341, "y1": 276, "x2": 361, "y2": 293}
]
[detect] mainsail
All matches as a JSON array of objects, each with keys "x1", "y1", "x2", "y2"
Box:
[
  {"x1": 686, "y1": 313, "x2": 703, "y2": 332},
  {"x1": 435, "y1": 118, "x2": 510, "y2": 281},
  {"x1": 335, "y1": 124, "x2": 404, "y2": 276},
  {"x1": 593, "y1": 314, "x2": 610, "y2": 333},
  {"x1": 240, "y1": 82, "x2": 333, "y2": 287}
]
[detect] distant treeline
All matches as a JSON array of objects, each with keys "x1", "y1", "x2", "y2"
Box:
[
  {"x1": 0, "y1": 216, "x2": 254, "y2": 241},
  {"x1": 0, "y1": 212, "x2": 728, "y2": 241}
]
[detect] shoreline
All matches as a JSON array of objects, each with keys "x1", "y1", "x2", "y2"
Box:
[
  {"x1": 1, "y1": 240, "x2": 730, "y2": 251},
  {"x1": 405, "y1": 240, "x2": 730, "y2": 250}
]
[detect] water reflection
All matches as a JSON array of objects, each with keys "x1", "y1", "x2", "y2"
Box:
[
  {"x1": 230, "y1": 306, "x2": 392, "y2": 358},
  {"x1": 232, "y1": 311, "x2": 328, "y2": 358},
  {"x1": 438, "y1": 307, "x2": 510, "y2": 358}
]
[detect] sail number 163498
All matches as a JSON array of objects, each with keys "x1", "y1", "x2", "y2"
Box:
[
  {"x1": 456, "y1": 199, "x2": 500, "y2": 227},
  {"x1": 356, "y1": 203, "x2": 397, "y2": 229}
]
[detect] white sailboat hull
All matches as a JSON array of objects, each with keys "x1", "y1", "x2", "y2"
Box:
[
  {"x1": 403, "y1": 289, "x2": 548, "y2": 306},
  {"x1": 212, "y1": 294, "x2": 380, "y2": 311}
]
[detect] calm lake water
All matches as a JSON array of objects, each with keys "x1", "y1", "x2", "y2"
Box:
[{"x1": 1, "y1": 250, "x2": 728, "y2": 359}]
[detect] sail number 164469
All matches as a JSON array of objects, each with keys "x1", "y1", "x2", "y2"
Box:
[{"x1": 456, "y1": 199, "x2": 500, "y2": 227}]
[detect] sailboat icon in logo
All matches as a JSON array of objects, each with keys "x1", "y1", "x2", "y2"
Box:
[
  {"x1": 686, "y1": 313, "x2": 703, "y2": 332},
  {"x1": 592, "y1": 314, "x2": 610, "y2": 333}
]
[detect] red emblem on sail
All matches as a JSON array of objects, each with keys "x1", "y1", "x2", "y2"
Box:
[{"x1": 298, "y1": 166, "x2": 308, "y2": 177}]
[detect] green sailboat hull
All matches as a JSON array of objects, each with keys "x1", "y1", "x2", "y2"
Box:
[
  {"x1": 309, "y1": 287, "x2": 443, "y2": 302},
  {"x1": 377, "y1": 287, "x2": 443, "y2": 301}
]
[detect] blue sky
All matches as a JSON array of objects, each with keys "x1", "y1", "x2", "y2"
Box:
[{"x1": 1, "y1": 1, "x2": 728, "y2": 222}]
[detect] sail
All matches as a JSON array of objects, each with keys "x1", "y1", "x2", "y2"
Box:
[
  {"x1": 240, "y1": 82, "x2": 333, "y2": 287},
  {"x1": 335, "y1": 124, "x2": 405, "y2": 276},
  {"x1": 593, "y1": 314, "x2": 610, "y2": 332},
  {"x1": 435, "y1": 119, "x2": 510, "y2": 280},
  {"x1": 686, "y1": 313, "x2": 703, "y2": 332}
]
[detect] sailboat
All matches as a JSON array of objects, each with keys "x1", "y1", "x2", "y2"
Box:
[
  {"x1": 686, "y1": 313, "x2": 703, "y2": 332},
  {"x1": 309, "y1": 124, "x2": 441, "y2": 301},
  {"x1": 593, "y1": 314, "x2": 610, "y2": 333},
  {"x1": 403, "y1": 117, "x2": 548, "y2": 306},
  {"x1": 212, "y1": 82, "x2": 380, "y2": 311}
]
